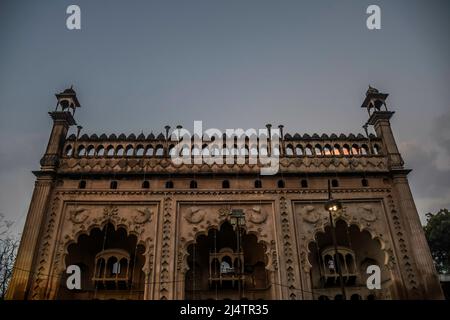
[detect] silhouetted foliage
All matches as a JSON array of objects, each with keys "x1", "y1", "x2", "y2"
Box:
[
  {"x1": 424, "y1": 209, "x2": 450, "y2": 274},
  {"x1": 0, "y1": 213, "x2": 19, "y2": 299}
]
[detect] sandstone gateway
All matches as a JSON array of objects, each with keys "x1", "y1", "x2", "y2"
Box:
[{"x1": 6, "y1": 87, "x2": 444, "y2": 300}]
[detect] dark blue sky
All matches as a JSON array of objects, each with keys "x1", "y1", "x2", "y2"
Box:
[{"x1": 0, "y1": 0, "x2": 449, "y2": 233}]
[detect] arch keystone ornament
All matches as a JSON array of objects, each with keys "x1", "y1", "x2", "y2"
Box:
[{"x1": 103, "y1": 204, "x2": 119, "y2": 220}]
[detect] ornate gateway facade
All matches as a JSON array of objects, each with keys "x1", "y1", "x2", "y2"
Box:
[{"x1": 6, "y1": 87, "x2": 444, "y2": 300}]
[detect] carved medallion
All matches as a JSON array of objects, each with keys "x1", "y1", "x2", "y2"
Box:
[
  {"x1": 134, "y1": 207, "x2": 153, "y2": 224},
  {"x1": 69, "y1": 207, "x2": 88, "y2": 224},
  {"x1": 246, "y1": 206, "x2": 268, "y2": 224},
  {"x1": 300, "y1": 205, "x2": 320, "y2": 224},
  {"x1": 358, "y1": 205, "x2": 377, "y2": 222},
  {"x1": 184, "y1": 206, "x2": 206, "y2": 224}
]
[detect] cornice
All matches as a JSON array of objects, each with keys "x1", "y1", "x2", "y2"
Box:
[{"x1": 55, "y1": 187, "x2": 391, "y2": 197}]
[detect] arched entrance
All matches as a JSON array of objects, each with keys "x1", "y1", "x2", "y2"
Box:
[
  {"x1": 308, "y1": 219, "x2": 391, "y2": 300},
  {"x1": 185, "y1": 221, "x2": 271, "y2": 300},
  {"x1": 57, "y1": 223, "x2": 146, "y2": 300}
]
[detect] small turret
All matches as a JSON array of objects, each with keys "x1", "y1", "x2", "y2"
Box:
[
  {"x1": 40, "y1": 86, "x2": 80, "y2": 169},
  {"x1": 361, "y1": 85, "x2": 389, "y2": 116},
  {"x1": 361, "y1": 86, "x2": 403, "y2": 169},
  {"x1": 55, "y1": 85, "x2": 81, "y2": 115}
]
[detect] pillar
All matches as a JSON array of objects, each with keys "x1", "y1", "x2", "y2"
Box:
[
  {"x1": 392, "y1": 173, "x2": 444, "y2": 299},
  {"x1": 368, "y1": 110, "x2": 444, "y2": 299}
]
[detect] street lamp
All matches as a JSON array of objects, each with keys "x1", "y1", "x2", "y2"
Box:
[
  {"x1": 324, "y1": 180, "x2": 346, "y2": 300},
  {"x1": 229, "y1": 209, "x2": 245, "y2": 299},
  {"x1": 229, "y1": 209, "x2": 246, "y2": 230}
]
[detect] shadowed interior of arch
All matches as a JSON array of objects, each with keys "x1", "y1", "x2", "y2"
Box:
[{"x1": 185, "y1": 221, "x2": 271, "y2": 300}]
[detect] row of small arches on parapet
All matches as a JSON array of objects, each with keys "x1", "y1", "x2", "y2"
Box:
[
  {"x1": 284, "y1": 133, "x2": 377, "y2": 140},
  {"x1": 67, "y1": 133, "x2": 167, "y2": 141},
  {"x1": 284, "y1": 143, "x2": 381, "y2": 156},
  {"x1": 64, "y1": 142, "x2": 382, "y2": 158},
  {"x1": 78, "y1": 178, "x2": 305, "y2": 190},
  {"x1": 66, "y1": 132, "x2": 378, "y2": 142}
]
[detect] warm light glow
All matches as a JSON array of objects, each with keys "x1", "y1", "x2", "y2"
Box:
[{"x1": 324, "y1": 199, "x2": 343, "y2": 212}]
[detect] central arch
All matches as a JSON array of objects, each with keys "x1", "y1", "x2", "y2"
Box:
[{"x1": 184, "y1": 221, "x2": 271, "y2": 300}]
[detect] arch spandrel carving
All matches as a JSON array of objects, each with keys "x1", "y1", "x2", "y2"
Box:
[
  {"x1": 179, "y1": 203, "x2": 274, "y2": 244},
  {"x1": 61, "y1": 203, "x2": 158, "y2": 244},
  {"x1": 52, "y1": 202, "x2": 159, "y2": 279}
]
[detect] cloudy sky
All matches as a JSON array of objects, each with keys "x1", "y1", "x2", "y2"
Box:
[{"x1": 0, "y1": 0, "x2": 449, "y2": 234}]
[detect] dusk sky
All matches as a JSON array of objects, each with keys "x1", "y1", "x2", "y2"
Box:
[{"x1": 0, "y1": 0, "x2": 449, "y2": 234}]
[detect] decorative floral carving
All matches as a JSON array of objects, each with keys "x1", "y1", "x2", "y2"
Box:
[
  {"x1": 177, "y1": 241, "x2": 188, "y2": 273},
  {"x1": 218, "y1": 207, "x2": 231, "y2": 217},
  {"x1": 300, "y1": 250, "x2": 309, "y2": 272},
  {"x1": 270, "y1": 240, "x2": 278, "y2": 271},
  {"x1": 142, "y1": 237, "x2": 154, "y2": 276}
]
